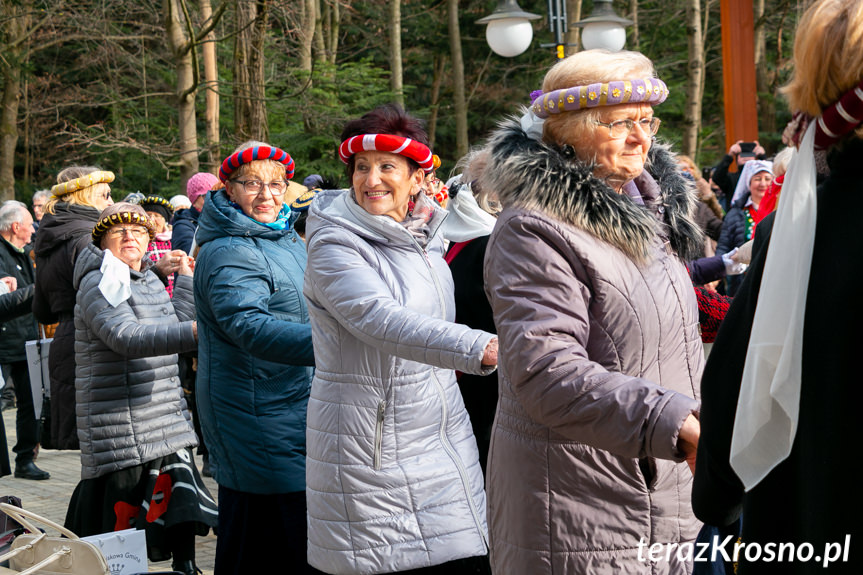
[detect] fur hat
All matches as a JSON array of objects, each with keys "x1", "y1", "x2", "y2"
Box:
[
  {"x1": 140, "y1": 195, "x2": 174, "y2": 221},
  {"x1": 186, "y1": 172, "x2": 220, "y2": 206},
  {"x1": 92, "y1": 202, "x2": 156, "y2": 244}
]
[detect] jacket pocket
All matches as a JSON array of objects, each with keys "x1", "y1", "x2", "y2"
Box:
[{"x1": 373, "y1": 400, "x2": 386, "y2": 470}]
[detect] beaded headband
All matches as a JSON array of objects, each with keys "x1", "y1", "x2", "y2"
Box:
[
  {"x1": 290, "y1": 189, "x2": 318, "y2": 213},
  {"x1": 92, "y1": 210, "x2": 156, "y2": 243},
  {"x1": 530, "y1": 78, "x2": 669, "y2": 119},
  {"x1": 339, "y1": 134, "x2": 435, "y2": 173},
  {"x1": 140, "y1": 195, "x2": 174, "y2": 215},
  {"x1": 50, "y1": 170, "x2": 115, "y2": 198},
  {"x1": 219, "y1": 145, "x2": 295, "y2": 184}
]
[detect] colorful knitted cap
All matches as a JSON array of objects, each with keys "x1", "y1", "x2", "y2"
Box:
[
  {"x1": 139, "y1": 195, "x2": 174, "y2": 221},
  {"x1": 92, "y1": 202, "x2": 156, "y2": 244},
  {"x1": 219, "y1": 145, "x2": 295, "y2": 184},
  {"x1": 186, "y1": 172, "x2": 220, "y2": 205},
  {"x1": 338, "y1": 134, "x2": 435, "y2": 173}
]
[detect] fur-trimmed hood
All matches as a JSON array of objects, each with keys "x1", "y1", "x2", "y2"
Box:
[{"x1": 476, "y1": 116, "x2": 703, "y2": 262}]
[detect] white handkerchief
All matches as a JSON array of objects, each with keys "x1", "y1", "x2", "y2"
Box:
[{"x1": 99, "y1": 249, "x2": 132, "y2": 308}]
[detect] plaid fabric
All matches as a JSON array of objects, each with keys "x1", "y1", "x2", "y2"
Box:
[
  {"x1": 146, "y1": 239, "x2": 174, "y2": 297},
  {"x1": 695, "y1": 286, "x2": 731, "y2": 343}
]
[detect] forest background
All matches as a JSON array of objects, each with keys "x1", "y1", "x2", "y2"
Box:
[{"x1": 0, "y1": 0, "x2": 807, "y2": 202}]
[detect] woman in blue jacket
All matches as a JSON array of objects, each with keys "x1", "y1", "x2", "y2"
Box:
[{"x1": 193, "y1": 142, "x2": 317, "y2": 575}]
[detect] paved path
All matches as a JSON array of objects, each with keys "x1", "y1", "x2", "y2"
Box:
[{"x1": 1, "y1": 407, "x2": 217, "y2": 573}]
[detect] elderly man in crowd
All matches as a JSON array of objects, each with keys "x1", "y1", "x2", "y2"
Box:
[
  {"x1": 0, "y1": 201, "x2": 48, "y2": 480},
  {"x1": 31, "y1": 190, "x2": 50, "y2": 233}
]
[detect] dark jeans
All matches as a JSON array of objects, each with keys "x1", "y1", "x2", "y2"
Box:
[
  {"x1": 397, "y1": 555, "x2": 492, "y2": 575},
  {"x1": 2, "y1": 361, "x2": 39, "y2": 465},
  {"x1": 214, "y1": 485, "x2": 323, "y2": 575}
]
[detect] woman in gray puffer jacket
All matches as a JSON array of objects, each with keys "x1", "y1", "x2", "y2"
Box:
[
  {"x1": 304, "y1": 105, "x2": 498, "y2": 575},
  {"x1": 480, "y1": 52, "x2": 704, "y2": 575},
  {"x1": 65, "y1": 203, "x2": 216, "y2": 575}
]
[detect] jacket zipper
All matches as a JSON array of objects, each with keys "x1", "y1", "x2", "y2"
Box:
[
  {"x1": 409, "y1": 237, "x2": 488, "y2": 549},
  {"x1": 373, "y1": 400, "x2": 386, "y2": 470}
]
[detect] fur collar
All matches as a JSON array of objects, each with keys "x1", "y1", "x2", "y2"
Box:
[{"x1": 477, "y1": 117, "x2": 703, "y2": 262}]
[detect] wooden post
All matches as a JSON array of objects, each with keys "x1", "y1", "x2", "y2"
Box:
[{"x1": 720, "y1": 0, "x2": 759, "y2": 154}]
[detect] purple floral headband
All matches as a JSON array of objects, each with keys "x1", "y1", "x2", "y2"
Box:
[{"x1": 530, "y1": 78, "x2": 670, "y2": 119}]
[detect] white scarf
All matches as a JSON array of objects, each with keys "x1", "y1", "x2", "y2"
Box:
[
  {"x1": 98, "y1": 249, "x2": 132, "y2": 308},
  {"x1": 730, "y1": 123, "x2": 817, "y2": 491},
  {"x1": 442, "y1": 176, "x2": 497, "y2": 243}
]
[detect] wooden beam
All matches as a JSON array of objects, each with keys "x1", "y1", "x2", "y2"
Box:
[{"x1": 720, "y1": 0, "x2": 759, "y2": 154}]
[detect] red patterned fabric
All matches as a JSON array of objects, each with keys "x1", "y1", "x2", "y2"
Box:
[
  {"x1": 695, "y1": 286, "x2": 731, "y2": 343},
  {"x1": 146, "y1": 239, "x2": 174, "y2": 297},
  {"x1": 338, "y1": 134, "x2": 435, "y2": 173}
]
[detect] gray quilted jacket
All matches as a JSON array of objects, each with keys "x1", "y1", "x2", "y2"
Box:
[
  {"x1": 303, "y1": 190, "x2": 495, "y2": 575},
  {"x1": 73, "y1": 243, "x2": 198, "y2": 480},
  {"x1": 479, "y1": 119, "x2": 705, "y2": 575}
]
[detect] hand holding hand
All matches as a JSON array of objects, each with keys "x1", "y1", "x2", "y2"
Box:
[
  {"x1": 177, "y1": 255, "x2": 195, "y2": 277},
  {"x1": 481, "y1": 338, "x2": 498, "y2": 368},
  {"x1": 0, "y1": 276, "x2": 17, "y2": 292},
  {"x1": 155, "y1": 250, "x2": 190, "y2": 276}
]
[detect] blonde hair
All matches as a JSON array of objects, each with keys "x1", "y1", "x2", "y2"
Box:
[
  {"x1": 541, "y1": 50, "x2": 657, "y2": 146},
  {"x1": 771, "y1": 147, "x2": 795, "y2": 177},
  {"x1": 677, "y1": 155, "x2": 699, "y2": 175},
  {"x1": 452, "y1": 148, "x2": 501, "y2": 215},
  {"x1": 782, "y1": 0, "x2": 863, "y2": 131},
  {"x1": 44, "y1": 166, "x2": 110, "y2": 215}
]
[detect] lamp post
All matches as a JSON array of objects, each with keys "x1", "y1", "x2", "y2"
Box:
[
  {"x1": 572, "y1": 0, "x2": 633, "y2": 52},
  {"x1": 476, "y1": 0, "x2": 542, "y2": 58},
  {"x1": 478, "y1": 0, "x2": 632, "y2": 59}
]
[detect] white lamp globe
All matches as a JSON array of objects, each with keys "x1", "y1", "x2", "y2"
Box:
[
  {"x1": 486, "y1": 19, "x2": 534, "y2": 58},
  {"x1": 581, "y1": 22, "x2": 627, "y2": 52}
]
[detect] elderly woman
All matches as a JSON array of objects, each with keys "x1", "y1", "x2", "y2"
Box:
[
  {"x1": 716, "y1": 160, "x2": 773, "y2": 295},
  {"x1": 477, "y1": 51, "x2": 704, "y2": 574},
  {"x1": 64, "y1": 203, "x2": 215, "y2": 575},
  {"x1": 303, "y1": 104, "x2": 498, "y2": 575},
  {"x1": 193, "y1": 142, "x2": 316, "y2": 575},
  {"x1": 33, "y1": 166, "x2": 115, "y2": 450},
  {"x1": 695, "y1": 1, "x2": 863, "y2": 572}
]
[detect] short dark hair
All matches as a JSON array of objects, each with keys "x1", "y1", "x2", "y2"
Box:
[{"x1": 339, "y1": 104, "x2": 429, "y2": 179}]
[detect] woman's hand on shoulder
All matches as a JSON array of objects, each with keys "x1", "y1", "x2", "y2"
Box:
[{"x1": 481, "y1": 337, "x2": 498, "y2": 368}]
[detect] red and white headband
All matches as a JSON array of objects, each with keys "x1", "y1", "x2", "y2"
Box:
[{"x1": 338, "y1": 134, "x2": 435, "y2": 173}]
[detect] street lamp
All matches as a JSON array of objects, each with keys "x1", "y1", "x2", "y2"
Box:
[
  {"x1": 476, "y1": 0, "x2": 542, "y2": 58},
  {"x1": 572, "y1": 0, "x2": 633, "y2": 52}
]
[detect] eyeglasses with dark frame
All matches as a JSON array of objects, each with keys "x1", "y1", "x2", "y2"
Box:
[
  {"x1": 231, "y1": 179, "x2": 288, "y2": 196},
  {"x1": 107, "y1": 226, "x2": 149, "y2": 239},
  {"x1": 594, "y1": 117, "x2": 661, "y2": 139}
]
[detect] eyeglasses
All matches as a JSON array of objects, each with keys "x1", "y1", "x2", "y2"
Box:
[
  {"x1": 231, "y1": 179, "x2": 288, "y2": 196},
  {"x1": 594, "y1": 117, "x2": 661, "y2": 139},
  {"x1": 107, "y1": 227, "x2": 149, "y2": 239}
]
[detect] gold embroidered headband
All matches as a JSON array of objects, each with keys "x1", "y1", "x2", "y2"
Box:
[
  {"x1": 51, "y1": 170, "x2": 115, "y2": 198},
  {"x1": 530, "y1": 78, "x2": 669, "y2": 119}
]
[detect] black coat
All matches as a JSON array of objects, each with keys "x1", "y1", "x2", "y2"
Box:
[
  {"x1": 171, "y1": 206, "x2": 200, "y2": 256},
  {"x1": 32, "y1": 202, "x2": 100, "y2": 450},
  {"x1": 693, "y1": 138, "x2": 863, "y2": 574},
  {"x1": 0, "y1": 239, "x2": 37, "y2": 363}
]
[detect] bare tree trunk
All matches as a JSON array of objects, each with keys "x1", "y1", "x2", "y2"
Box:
[
  {"x1": 683, "y1": 0, "x2": 704, "y2": 158},
  {"x1": 427, "y1": 55, "x2": 446, "y2": 150},
  {"x1": 754, "y1": 0, "x2": 773, "y2": 135},
  {"x1": 447, "y1": 0, "x2": 467, "y2": 158},
  {"x1": 327, "y1": 0, "x2": 339, "y2": 65},
  {"x1": 629, "y1": 0, "x2": 639, "y2": 51},
  {"x1": 299, "y1": 0, "x2": 315, "y2": 73},
  {"x1": 201, "y1": 0, "x2": 220, "y2": 170},
  {"x1": 234, "y1": 0, "x2": 270, "y2": 142},
  {"x1": 564, "y1": 0, "x2": 581, "y2": 55},
  {"x1": 165, "y1": 0, "x2": 200, "y2": 181},
  {"x1": 389, "y1": 0, "x2": 403, "y2": 106},
  {"x1": 0, "y1": 5, "x2": 28, "y2": 202},
  {"x1": 314, "y1": 0, "x2": 326, "y2": 62}
]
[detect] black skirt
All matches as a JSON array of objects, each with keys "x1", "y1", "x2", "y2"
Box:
[{"x1": 65, "y1": 448, "x2": 217, "y2": 562}]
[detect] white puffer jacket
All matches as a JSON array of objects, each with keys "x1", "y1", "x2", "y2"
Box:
[{"x1": 303, "y1": 190, "x2": 495, "y2": 575}]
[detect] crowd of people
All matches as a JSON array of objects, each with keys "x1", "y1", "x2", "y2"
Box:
[{"x1": 0, "y1": 0, "x2": 859, "y2": 573}]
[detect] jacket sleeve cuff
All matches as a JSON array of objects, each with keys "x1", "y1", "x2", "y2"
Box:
[
  {"x1": 465, "y1": 332, "x2": 497, "y2": 376},
  {"x1": 649, "y1": 392, "x2": 700, "y2": 461}
]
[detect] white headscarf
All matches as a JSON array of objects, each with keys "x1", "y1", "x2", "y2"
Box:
[
  {"x1": 731, "y1": 159, "x2": 774, "y2": 207},
  {"x1": 729, "y1": 123, "x2": 817, "y2": 491},
  {"x1": 441, "y1": 175, "x2": 497, "y2": 243}
]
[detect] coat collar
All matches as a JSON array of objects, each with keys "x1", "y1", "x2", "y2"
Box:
[{"x1": 478, "y1": 117, "x2": 704, "y2": 262}]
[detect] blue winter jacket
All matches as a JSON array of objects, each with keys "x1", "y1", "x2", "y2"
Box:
[{"x1": 194, "y1": 188, "x2": 314, "y2": 494}]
